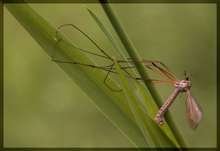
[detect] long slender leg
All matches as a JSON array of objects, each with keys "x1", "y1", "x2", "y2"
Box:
[
  {"x1": 57, "y1": 24, "x2": 112, "y2": 60},
  {"x1": 103, "y1": 63, "x2": 122, "y2": 92},
  {"x1": 127, "y1": 59, "x2": 179, "y2": 83},
  {"x1": 151, "y1": 62, "x2": 179, "y2": 81}
]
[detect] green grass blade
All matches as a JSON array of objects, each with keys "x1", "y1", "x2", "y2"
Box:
[
  {"x1": 5, "y1": 1, "x2": 153, "y2": 147},
  {"x1": 113, "y1": 58, "x2": 156, "y2": 147}
]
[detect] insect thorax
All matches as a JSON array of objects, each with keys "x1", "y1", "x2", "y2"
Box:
[{"x1": 174, "y1": 80, "x2": 191, "y2": 92}]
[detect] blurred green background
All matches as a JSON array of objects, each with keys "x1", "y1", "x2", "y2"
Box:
[{"x1": 4, "y1": 4, "x2": 216, "y2": 147}]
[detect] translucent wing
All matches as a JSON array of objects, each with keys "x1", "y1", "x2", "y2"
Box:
[{"x1": 186, "y1": 90, "x2": 203, "y2": 130}]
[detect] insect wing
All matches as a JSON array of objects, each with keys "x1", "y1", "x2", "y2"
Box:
[{"x1": 186, "y1": 90, "x2": 202, "y2": 130}]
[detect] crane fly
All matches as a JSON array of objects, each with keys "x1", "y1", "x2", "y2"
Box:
[
  {"x1": 53, "y1": 24, "x2": 202, "y2": 130},
  {"x1": 153, "y1": 70, "x2": 203, "y2": 130}
]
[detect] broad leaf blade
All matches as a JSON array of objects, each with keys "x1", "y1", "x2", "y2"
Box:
[{"x1": 5, "y1": 2, "x2": 149, "y2": 147}]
